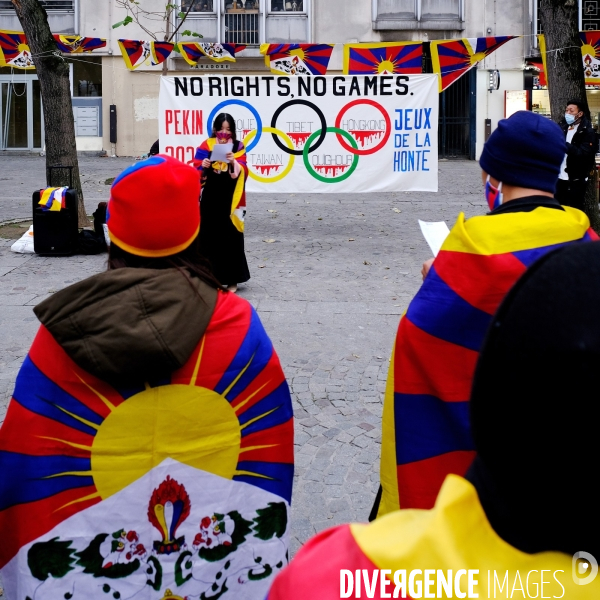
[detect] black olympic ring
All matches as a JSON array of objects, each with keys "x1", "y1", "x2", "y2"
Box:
[{"x1": 270, "y1": 99, "x2": 328, "y2": 156}]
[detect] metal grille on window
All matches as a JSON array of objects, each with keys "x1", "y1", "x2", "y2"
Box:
[
  {"x1": 0, "y1": 0, "x2": 74, "y2": 8},
  {"x1": 225, "y1": 0, "x2": 259, "y2": 45},
  {"x1": 180, "y1": 0, "x2": 214, "y2": 12}
]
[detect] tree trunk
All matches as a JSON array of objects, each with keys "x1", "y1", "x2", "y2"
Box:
[
  {"x1": 11, "y1": 0, "x2": 89, "y2": 227},
  {"x1": 539, "y1": 0, "x2": 600, "y2": 233}
]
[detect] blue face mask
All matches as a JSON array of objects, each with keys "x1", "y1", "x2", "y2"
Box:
[
  {"x1": 485, "y1": 175, "x2": 503, "y2": 211},
  {"x1": 565, "y1": 113, "x2": 576, "y2": 125}
]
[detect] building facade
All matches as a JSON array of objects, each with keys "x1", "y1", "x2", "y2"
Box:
[{"x1": 0, "y1": 0, "x2": 589, "y2": 158}]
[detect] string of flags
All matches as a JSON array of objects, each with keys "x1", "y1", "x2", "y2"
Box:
[{"x1": 3, "y1": 27, "x2": 600, "y2": 93}]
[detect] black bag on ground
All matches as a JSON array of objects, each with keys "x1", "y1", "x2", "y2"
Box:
[
  {"x1": 77, "y1": 229, "x2": 106, "y2": 254},
  {"x1": 32, "y1": 166, "x2": 79, "y2": 256}
]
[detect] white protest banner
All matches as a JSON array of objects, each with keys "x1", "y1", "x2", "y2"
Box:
[{"x1": 159, "y1": 74, "x2": 438, "y2": 193}]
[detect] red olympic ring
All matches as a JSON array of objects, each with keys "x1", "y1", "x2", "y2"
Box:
[{"x1": 334, "y1": 99, "x2": 392, "y2": 156}]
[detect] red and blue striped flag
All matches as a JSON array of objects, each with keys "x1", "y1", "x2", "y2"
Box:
[
  {"x1": 118, "y1": 39, "x2": 174, "y2": 70},
  {"x1": 260, "y1": 44, "x2": 334, "y2": 76},
  {"x1": 179, "y1": 42, "x2": 246, "y2": 64},
  {"x1": 0, "y1": 30, "x2": 34, "y2": 69},
  {"x1": 377, "y1": 207, "x2": 597, "y2": 516},
  {"x1": 343, "y1": 42, "x2": 423, "y2": 75},
  {"x1": 53, "y1": 35, "x2": 106, "y2": 53},
  {"x1": 431, "y1": 36, "x2": 516, "y2": 92}
]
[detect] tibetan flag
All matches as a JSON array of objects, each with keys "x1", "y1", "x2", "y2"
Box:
[
  {"x1": 580, "y1": 31, "x2": 600, "y2": 85},
  {"x1": 343, "y1": 42, "x2": 423, "y2": 75},
  {"x1": 0, "y1": 292, "x2": 294, "y2": 599},
  {"x1": 267, "y1": 476, "x2": 596, "y2": 599},
  {"x1": 38, "y1": 187, "x2": 67, "y2": 212},
  {"x1": 118, "y1": 39, "x2": 173, "y2": 70},
  {"x1": 0, "y1": 30, "x2": 34, "y2": 69},
  {"x1": 377, "y1": 207, "x2": 597, "y2": 517},
  {"x1": 260, "y1": 44, "x2": 334, "y2": 76},
  {"x1": 431, "y1": 36, "x2": 516, "y2": 92},
  {"x1": 178, "y1": 42, "x2": 246, "y2": 64},
  {"x1": 53, "y1": 35, "x2": 106, "y2": 53}
]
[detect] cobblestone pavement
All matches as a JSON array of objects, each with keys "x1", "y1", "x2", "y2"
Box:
[{"x1": 0, "y1": 156, "x2": 484, "y2": 571}]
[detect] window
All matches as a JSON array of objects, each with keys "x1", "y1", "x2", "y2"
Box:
[
  {"x1": 582, "y1": 0, "x2": 600, "y2": 30},
  {"x1": 375, "y1": 0, "x2": 462, "y2": 25},
  {"x1": 180, "y1": 0, "x2": 215, "y2": 13},
  {"x1": 70, "y1": 56, "x2": 102, "y2": 97},
  {"x1": 270, "y1": 0, "x2": 305, "y2": 12},
  {"x1": 0, "y1": 0, "x2": 73, "y2": 9}
]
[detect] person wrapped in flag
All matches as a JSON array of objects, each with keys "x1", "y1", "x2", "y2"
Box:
[
  {"x1": 193, "y1": 113, "x2": 250, "y2": 294},
  {"x1": 267, "y1": 241, "x2": 600, "y2": 599},
  {"x1": 372, "y1": 111, "x2": 597, "y2": 518},
  {"x1": 0, "y1": 155, "x2": 294, "y2": 600}
]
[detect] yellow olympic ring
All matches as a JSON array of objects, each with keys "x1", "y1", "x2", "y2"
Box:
[{"x1": 244, "y1": 127, "x2": 295, "y2": 183}]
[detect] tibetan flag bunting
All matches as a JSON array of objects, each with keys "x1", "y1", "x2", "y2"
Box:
[
  {"x1": 0, "y1": 30, "x2": 34, "y2": 69},
  {"x1": 430, "y1": 36, "x2": 516, "y2": 92},
  {"x1": 53, "y1": 35, "x2": 106, "y2": 54},
  {"x1": 0, "y1": 293, "x2": 294, "y2": 599},
  {"x1": 260, "y1": 44, "x2": 334, "y2": 76},
  {"x1": 179, "y1": 42, "x2": 246, "y2": 65},
  {"x1": 377, "y1": 208, "x2": 597, "y2": 517},
  {"x1": 38, "y1": 187, "x2": 67, "y2": 212},
  {"x1": 343, "y1": 42, "x2": 423, "y2": 75},
  {"x1": 118, "y1": 39, "x2": 174, "y2": 70},
  {"x1": 580, "y1": 31, "x2": 600, "y2": 85}
]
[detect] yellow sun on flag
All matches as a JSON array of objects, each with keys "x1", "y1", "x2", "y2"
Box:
[
  {"x1": 469, "y1": 51, "x2": 487, "y2": 65},
  {"x1": 582, "y1": 43, "x2": 597, "y2": 59},
  {"x1": 289, "y1": 48, "x2": 305, "y2": 60},
  {"x1": 91, "y1": 384, "x2": 241, "y2": 500},
  {"x1": 378, "y1": 59, "x2": 395, "y2": 74}
]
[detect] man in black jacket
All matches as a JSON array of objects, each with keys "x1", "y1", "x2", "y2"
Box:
[{"x1": 555, "y1": 98, "x2": 597, "y2": 211}]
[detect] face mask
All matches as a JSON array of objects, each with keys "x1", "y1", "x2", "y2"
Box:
[
  {"x1": 485, "y1": 175, "x2": 503, "y2": 211},
  {"x1": 216, "y1": 131, "x2": 232, "y2": 141},
  {"x1": 565, "y1": 113, "x2": 576, "y2": 125}
]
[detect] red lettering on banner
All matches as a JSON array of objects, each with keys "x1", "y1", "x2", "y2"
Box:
[
  {"x1": 164, "y1": 146, "x2": 196, "y2": 165},
  {"x1": 193, "y1": 110, "x2": 203, "y2": 135},
  {"x1": 167, "y1": 110, "x2": 202, "y2": 135}
]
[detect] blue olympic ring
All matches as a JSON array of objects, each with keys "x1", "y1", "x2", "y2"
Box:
[{"x1": 207, "y1": 100, "x2": 263, "y2": 153}]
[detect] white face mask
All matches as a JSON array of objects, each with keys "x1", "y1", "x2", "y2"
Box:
[{"x1": 565, "y1": 113, "x2": 576, "y2": 125}]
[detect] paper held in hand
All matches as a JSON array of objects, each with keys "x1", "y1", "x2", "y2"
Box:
[
  {"x1": 418, "y1": 220, "x2": 450, "y2": 257},
  {"x1": 210, "y1": 142, "x2": 233, "y2": 163}
]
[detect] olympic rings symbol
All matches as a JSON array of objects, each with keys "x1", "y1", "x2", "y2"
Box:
[
  {"x1": 207, "y1": 98, "x2": 390, "y2": 182},
  {"x1": 206, "y1": 100, "x2": 263, "y2": 152},
  {"x1": 303, "y1": 127, "x2": 359, "y2": 183},
  {"x1": 270, "y1": 99, "x2": 327, "y2": 156},
  {"x1": 244, "y1": 127, "x2": 295, "y2": 183}
]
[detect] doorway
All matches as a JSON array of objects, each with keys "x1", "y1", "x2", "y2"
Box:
[{"x1": 0, "y1": 74, "x2": 43, "y2": 150}]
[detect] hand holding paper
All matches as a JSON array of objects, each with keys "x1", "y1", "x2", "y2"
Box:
[
  {"x1": 418, "y1": 219, "x2": 450, "y2": 257},
  {"x1": 210, "y1": 142, "x2": 233, "y2": 163}
]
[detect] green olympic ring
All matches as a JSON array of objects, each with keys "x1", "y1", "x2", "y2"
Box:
[{"x1": 302, "y1": 127, "x2": 359, "y2": 183}]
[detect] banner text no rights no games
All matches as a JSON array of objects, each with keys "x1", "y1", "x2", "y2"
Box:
[{"x1": 173, "y1": 75, "x2": 414, "y2": 98}]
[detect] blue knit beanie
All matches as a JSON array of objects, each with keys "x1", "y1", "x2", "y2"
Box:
[{"x1": 479, "y1": 111, "x2": 566, "y2": 194}]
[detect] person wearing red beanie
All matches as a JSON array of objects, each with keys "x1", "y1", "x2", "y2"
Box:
[
  {"x1": 194, "y1": 113, "x2": 250, "y2": 294},
  {"x1": 0, "y1": 155, "x2": 294, "y2": 600}
]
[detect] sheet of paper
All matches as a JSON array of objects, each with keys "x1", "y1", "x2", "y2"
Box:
[
  {"x1": 210, "y1": 142, "x2": 233, "y2": 163},
  {"x1": 418, "y1": 219, "x2": 451, "y2": 257}
]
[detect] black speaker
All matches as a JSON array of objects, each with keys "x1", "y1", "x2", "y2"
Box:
[{"x1": 110, "y1": 104, "x2": 117, "y2": 143}]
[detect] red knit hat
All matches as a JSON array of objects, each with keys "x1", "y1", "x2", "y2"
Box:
[{"x1": 107, "y1": 155, "x2": 200, "y2": 257}]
